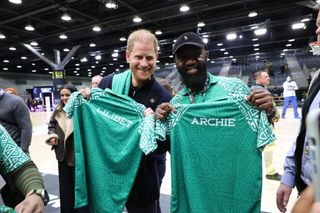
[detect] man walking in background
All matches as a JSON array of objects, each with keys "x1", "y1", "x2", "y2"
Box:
[
  {"x1": 281, "y1": 76, "x2": 300, "y2": 119},
  {"x1": 251, "y1": 70, "x2": 282, "y2": 181}
]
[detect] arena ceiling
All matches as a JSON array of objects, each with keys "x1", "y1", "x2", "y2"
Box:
[{"x1": 0, "y1": 0, "x2": 318, "y2": 77}]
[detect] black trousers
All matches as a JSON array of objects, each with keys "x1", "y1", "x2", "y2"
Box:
[{"x1": 58, "y1": 161, "x2": 89, "y2": 213}]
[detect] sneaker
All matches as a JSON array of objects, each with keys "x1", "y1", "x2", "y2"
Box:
[{"x1": 266, "y1": 173, "x2": 282, "y2": 181}]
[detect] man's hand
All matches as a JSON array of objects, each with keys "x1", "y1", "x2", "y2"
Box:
[
  {"x1": 49, "y1": 137, "x2": 58, "y2": 146},
  {"x1": 144, "y1": 107, "x2": 154, "y2": 116},
  {"x1": 155, "y1": 103, "x2": 175, "y2": 120},
  {"x1": 247, "y1": 89, "x2": 273, "y2": 114},
  {"x1": 15, "y1": 194, "x2": 45, "y2": 213},
  {"x1": 80, "y1": 87, "x2": 91, "y2": 99},
  {"x1": 276, "y1": 183, "x2": 293, "y2": 212}
]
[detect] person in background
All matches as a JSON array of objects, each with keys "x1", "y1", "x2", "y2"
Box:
[
  {"x1": 251, "y1": 70, "x2": 282, "y2": 181},
  {"x1": 0, "y1": 124, "x2": 48, "y2": 213},
  {"x1": 46, "y1": 84, "x2": 88, "y2": 213},
  {"x1": 5, "y1": 87, "x2": 17, "y2": 95},
  {"x1": 281, "y1": 76, "x2": 300, "y2": 119},
  {"x1": 0, "y1": 87, "x2": 33, "y2": 207},
  {"x1": 91, "y1": 75, "x2": 103, "y2": 88},
  {"x1": 276, "y1": 4, "x2": 320, "y2": 212}
]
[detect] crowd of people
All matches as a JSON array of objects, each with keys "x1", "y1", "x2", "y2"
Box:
[{"x1": 1, "y1": 3, "x2": 320, "y2": 213}]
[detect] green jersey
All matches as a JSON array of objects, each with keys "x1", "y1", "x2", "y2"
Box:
[
  {"x1": 155, "y1": 74, "x2": 275, "y2": 213},
  {"x1": 65, "y1": 88, "x2": 155, "y2": 213}
]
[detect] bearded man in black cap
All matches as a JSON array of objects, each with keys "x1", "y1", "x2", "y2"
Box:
[{"x1": 154, "y1": 32, "x2": 275, "y2": 212}]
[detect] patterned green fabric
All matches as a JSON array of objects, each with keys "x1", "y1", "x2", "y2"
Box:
[
  {"x1": 64, "y1": 88, "x2": 156, "y2": 213},
  {"x1": 155, "y1": 75, "x2": 275, "y2": 213},
  {"x1": 0, "y1": 205, "x2": 16, "y2": 213},
  {"x1": 0, "y1": 124, "x2": 29, "y2": 175},
  {"x1": 111, "y1": 69, "x2": 132, "y2": 95}
]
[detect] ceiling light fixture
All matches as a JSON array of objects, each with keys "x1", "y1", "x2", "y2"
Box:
[
  {"x1": 3, "y1": 60, "x2": 9, "y2": 63},
  {"x1": 0, "y1": 33, "x2": 6, "y2": 39},
  {"x1": 112, "y1": 52, "x2": 119, "y2": 58},
  {"x1": 21, "y1": 56, "x2": 27, "y2": 59},
  {"x1": 217, "y1": 43, "x2": 223, "y2": 46},
  {"x1": 89, "y1": 43, "x2": 96, "y2": 47},
  {"x1": 254, "y1": 28, "x2": 267, "y2": 36},
  {"x1": 59, "y1": 34, "x2": 68, "y2": 39},
  {"x1": 155, "y1": 30, "x2": 162, "y2": 35},
  {"x1": 9, "y1": 47, "x2": 16, "y2": 51},
  {"x1": 92, "y1": 26, "x2": 101, "y2": 32},
  {"x1": 180, "y1": 5, "x2": 190, "y2": 12},
  {"x1": 248, "y1": 11, "x2": 258, "y2": 18},
  {"x1": 286, "y1": 43, "x2": 292, "y2": 47},
  {"x1": 197, "y1": 22, "x2": 205, "y2": 27},
  {"x1": 120, "y1": 37, "x2": 126, "y2": 41},
  {"x1": 61, "y1": 13, "x2": 72, "y2": 21},
  {"x1": 80, "y1": 57, "x2": 88, "y2": 62},
  {"x1": 63, "y1": 48, "x2": 70, "y2": 52},
  {"x1": 105, "y1": 0, "x2": 118, "y2": 9},
  {"x1": 301, "y1": 18, "x2": 310, "y2": 22},
  {"x1": 203, "y1": 38, "x2": 208, "y2": 44},
  {"x1": 133, "y1": 16, "x2": 142, "y2": 23},
  {"x1": 25, "y1": 24, "x2": 35, "y2": 31},
  {"x1": 288, "y1": 39, "x2": 295, "y2": 42},
  {"x1": 291, "y1": 22, "x2": 306, "y2": 30},
  {"x1": 30, "y1": 41, "x2": 38, "y2": 46},
  {"x1": 95, "y1": 55, "x2": 102, "y2": 60},
  {"x1": 226, "y1": 33, "x2": 237, "y2": 40},
  {"x1": 9, "y1": 0, "x2": 22, "y2": 4}
]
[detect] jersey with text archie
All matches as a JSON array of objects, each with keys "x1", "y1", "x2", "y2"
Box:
[
  {"x1": 65, "y1": 88, "x2": 149, "y2": 213},
  {"x1": 160, "y1": 75, "x2": 275, "y2": 213}
]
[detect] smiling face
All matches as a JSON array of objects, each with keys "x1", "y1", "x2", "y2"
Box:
[
  {"x1": 126, "y1": 40, "x2": 158, "y2": 87},
  {"x1": 175, "y1": 45, "x2": 208, "y2": 92},
  {"x1": 60, "y1": 88, "x2": 72, "y2": 105}
]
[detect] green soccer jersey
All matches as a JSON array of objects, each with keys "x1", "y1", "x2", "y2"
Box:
[
  {"x1": 155, "y1": 74, "x2": 275, "y2": 213},
  {"x1": 65, "y1": 88, "x2": 156, "y2": 213}
]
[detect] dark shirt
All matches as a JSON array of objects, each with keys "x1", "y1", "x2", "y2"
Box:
[
  {"x1": 0, "y1": 89, "x2": 32, "y2": 152},
  {"x1": 99, "y1": 73, "x2": 172, "y2": 205}
]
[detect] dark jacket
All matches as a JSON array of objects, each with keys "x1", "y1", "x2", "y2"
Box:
[
  {"x1": 294, "y1": 72, "x2": 320, "y2": 193},
  {"x1": 0, "y1": 89, "x2": 32, "y2": 152},
  {"x1": 99, "y1": 73, "x2": 172, "y2": 205},
  {"x1": 46, "y1": 106, "x2": 75, "y2": 166}
]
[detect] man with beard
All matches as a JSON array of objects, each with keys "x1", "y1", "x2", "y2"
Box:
[{"x1": 154, "y1": 32, "x2": 275, "y2": 212}]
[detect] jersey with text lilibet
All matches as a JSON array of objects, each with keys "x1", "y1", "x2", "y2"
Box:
[
  {"x1": 155, "y1": 76, "x2": 275, "y2": 213},
  {"x1": 64, "y1": 88, "x2": 157, "y2": 213}
]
